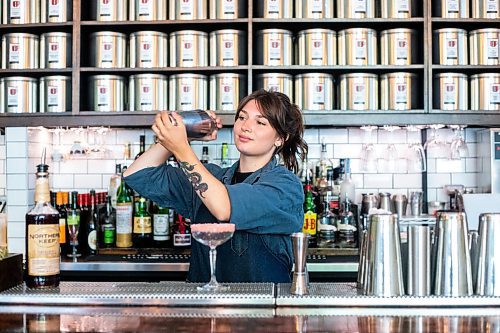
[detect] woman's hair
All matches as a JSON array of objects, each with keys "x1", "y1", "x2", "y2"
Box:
[{"x1": 235, "y1": 89, "x2": 308, "y2": 173}]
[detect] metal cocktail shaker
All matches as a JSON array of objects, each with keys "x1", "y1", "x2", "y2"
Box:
[
  {"x1": 167, "y1": 109, "x2": 217, "y2": 139},
  {"x1": 290, "y1": 232, "x2": 310, "y2": 295},
  {"x1": 476, "y1": 213, "x2": 500, "y2": 296},
  {"x1": 407, "y1": 225, "x2": 431, "y2": 296}
]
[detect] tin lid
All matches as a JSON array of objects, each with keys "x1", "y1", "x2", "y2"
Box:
[
  {"x1": 470, "y1": 73, "x2": 500, "y2": 80},
  {"x1": 469, "y1": 28, "x2": 500, "y2": 36},
  {"x1": 40, "y1": 75, "x2": 71, "y2": 82},
  {"x1": 295, "y1": 73, "x2": 334, "y2": 80},
  {"x1": 129, "y1": 73, "x2": 168, "y2": 80},
  {"x1": 256, "y1": 73, "x2": 293, "y2": 80},
  {"x1": 339, "y1": 28, "x2": 377, "y2": 36},
  {"x1": 88, "y1": 74, "x2": 126, "y2": 81},
  {"x1": 130, "y1": 31, "x2": 168, "y2": 38},
  {"x1": 209, "y1": 29, "x2": 246, "y2": 36},
  {"x1": 0, "y1": 76, "x2": 37, "y2": 83},
  {"x1": 433, "y1": 28, "x2": 467, "y2": 34},
  {"x1": 210, "y1": 73, "x2": 244, "y2": 79},
  {"x1": 90, "y1": 31, "x2": 127, "y2": 38},
  {"x1": 339, "y1": 73, "x2": 378, "y2": 80},
  {"x1": 2, "y1": 32, "x2": 39, "y2": 39},
  {"x1": 435, "y1": 72, "x2": 468, "y2": 79},
  {"x1": 40, "y1": 32, "x2": 71, "y2": 38},
  {"x1": 380, "y1": 72, "x2": 417, "y2": 79},
  {"x1": 297, "y1": 28, "x2": 336, "y2": 37},
  {"x1": 380, "y1": 28, "x2": 417, "y2": 36},
  {"x1": 170, "y1": 30, "x2": 208, "y2": 38},
  {"x1": 169, "y1": 73, "x2": 207, "y2": 80},
  {"x1": 256, "y1": 29, "x2": 293, "y2": 36}
]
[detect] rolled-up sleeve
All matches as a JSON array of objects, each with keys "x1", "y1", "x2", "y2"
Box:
[{"x1": 226, "y1": 171, "x2": 304, "y2": 234}]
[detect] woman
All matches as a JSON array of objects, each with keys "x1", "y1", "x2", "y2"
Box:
[{"x1": 124, "y1": 89, "x2": 308, "y2": 283}]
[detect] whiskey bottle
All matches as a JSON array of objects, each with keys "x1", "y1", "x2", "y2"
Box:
[
  {"x1": 100, "y1": 196, "x2": 116, "y2": 248},
  {"x1": 25, "y1": 163, "x2": 60, "y2": 289},
  {"x1": 133, "y1": 196, "x2": 153, "y2": 248}
]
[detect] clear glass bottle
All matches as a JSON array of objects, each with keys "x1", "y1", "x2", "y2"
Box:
[
  {"x1": 337, "y1": 196, "x2": 358, "y2": 248},
  {"x1": 108, "y1": 164, "x2": 121, "y2": 208},
  {"x1": 298, "y1": 155, "x2": 313, "y2": 186},
  {"x1": 200, "y1": 146, "x2": 210, "y2": 164},
  {"x1": 318, "y1": 200, "x2": 337, "y2": 248},
  {"x1": 315, "y1": 141, "x2": 333, "y2": 191},
  {"x1": 220, "y1": 143, "x2": 230, "y2": 168},
  {"x1": 340, "y1": 158, "x2": 356, "y2": 205}
]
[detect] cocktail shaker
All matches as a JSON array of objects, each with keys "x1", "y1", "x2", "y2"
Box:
[
  {"x1": 476, "y1": 213, "x2": 500, "y2": 296},
  {"x1": 407, "y1": 225, "x2": 431, "y2": 296},
  {"x1": 167, "y1": 109, "x2": 217, "y2": 139}
]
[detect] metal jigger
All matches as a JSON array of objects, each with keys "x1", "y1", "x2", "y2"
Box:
[{"x1": 290, "y1": 232, "x2": 310, "y2": 295}]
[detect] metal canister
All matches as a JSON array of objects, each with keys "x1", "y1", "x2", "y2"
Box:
[
  {"x1": 129, "y1": 0, "x2": 167, "y2": 21},
  {"x1": 434, "y1": 0, "x2": 469, "y2": 18},
  {"x1": 209, "y1": 30, "x2": 246, "y2": 66},
  {"x1": 0, "y1": 77, "x2": 37, "y2": 113},
  {"x1": 169, "y1": 74, "x2": 208, "y2": 111},
  {"x1": 3, "y1": 0, "x2": 40, "y2": 24},
  {"x1": 296, "y1": 0, "x2": 334, "y2": 18},
  {"x1": 472, "y1": 0, "x2": 499, "y2": 18},
  {"x1": 90, "y1": 31, "x2": 127, "y2": 68},
  {"x1": 433, "y1": 73, "x2": 468, "y2": 110},
  {"x1": 380, "y1": 72, "x2": 419, "y2": 110},
  {"x1": 41, "y1": 0, "x2": 72, "y2": 22},
  {"x1": 380, "y1": 29, "x2": 418, "y2": 65},
  {"x1": 381, "y1": 0, "x2": 416, "y2": 18},
  {"x1": 1, "y1": 33, "x2": 39, "y2": 69},
  {"x1": 257, "y1": 0, "x2": 293, "y2": 18},
  {"x1": 338, "y1": 28, "x2": 377, "y2": 65},
  {"x1": 256, "y1": 73, "x2": 294, "y2": 100},
  {"x1": 209, "y1": 0, "x2": 247, "y2": 19},
  {"x1": 337, "y1": 0, "x2": 376, "y2": 18},
  {"x1": 169, "y1": 0, "x2": 207, "y2": 20},
  {"x1": 91, "y1": 0, "x2": 127, "y2": 21},
  {"x1": 294, "y1": 73, "x2": 334, "y2": 111},
  {"x1": 170, "y1": 30, "x2": 208, "y2": 67},
  {"x1": 39, "y1": 75, "x2": 71, "y2": 113},
  {"x1": 129, "y1": 73, "x2": 168, "y2": 112},
  {"x1": 256, "y1": 29, "x2": 293, "y2": 66},
  {"x1": 470, "y1": 73, "x2": 500, "y2": 111},
  {"x1": 433, "y1": 28, "x2": 468, "y2": 65},
  {"x1": 339, "y1": 73, "x2": 378, "y2": 110},
  {"x1": 297, "y1": 29, "x2": 336, "y2": 66},
  {"x1": 129, "y1": 31, "x2": 168, "y2": 68},
  {"x1": 88, "y1": 75, "x2": 126, "y2": 112},
  {"x1": 40, "y1": 32, "x2": 71, "y2": 68},
  {"x1": 469, "y1": 29, "x2": 500, "y2": 65},
  {"x1": 209, "y1": 73, "x2": 246, "y2": 111}
]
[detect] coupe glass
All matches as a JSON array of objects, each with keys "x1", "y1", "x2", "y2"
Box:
[{"x1": 191, "y1": 223, "x2": 236, "y2": 292}]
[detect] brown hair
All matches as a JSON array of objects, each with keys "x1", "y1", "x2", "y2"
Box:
[{"x1": 235, "y1": 89, "x2": 308, "y2": 173}]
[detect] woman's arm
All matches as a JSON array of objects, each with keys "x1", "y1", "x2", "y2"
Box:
[{"x1": 123, "y1": 142, "x2": 172, "y2": 177}]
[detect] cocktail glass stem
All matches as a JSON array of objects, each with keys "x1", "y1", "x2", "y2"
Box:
[{"x1": 208, "y1": 247, "x2": 218, "y2": 287}]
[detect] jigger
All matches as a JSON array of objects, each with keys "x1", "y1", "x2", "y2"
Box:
[
  {"x1": 476, "y1": 213, "x2": 500, "y2": 296},
  {"x1": 290, "y1": 232, "x2": 310, "y2": 295}
]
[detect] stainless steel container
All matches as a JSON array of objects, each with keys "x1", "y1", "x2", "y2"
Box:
[
  {"x1": 471, "y1": 73, "x2": 500, "y2": 111},
  {"x1": 337, "y1": 0, "x2": 376, "y2": 18},
  {"x1": 129, "y1": 31, "x2": 168, "y2": 68},
  {"x1": 1, "y1": 33, "x2": 39, "y2": 69},
  {"x1": 256, "y1": 73, "x2": 294, "y2": 100},
  {"x1": 91, "y1": 0, "x2": 128, "y2": 21},
  {"x1": 169, "y1": 0, "x2": 207, "y2": 20},
  {"x1": 433, "y1": 28, "x2": 468, "y2": 65},
  {"x1": 209, "y1": 30, "x2": 246, "y2": 66},
  {"x1": 0, "y1": 76, "x2": 37, "y2": 113},
  {"x1": 294, "y1": 73, "x2": 334, "y2": 111},
  {"x1": 169, "y1": 74, "x2": 207, "y2": 111},
  {"x1": 472, "y1": 0, "x2": 499, "y2": 18},
  {"x1": 129, "y1": 73, "x2": 168, "y2": 112},
  {"x1": 297, "y1": 29, "x2": 336, "y2": 66},
  {"x1": 433, "y1": 73, "x2": 468, "y2": 110},
  {"x1": 41, "y1": 0, "x2": 72, "y2": 22},
  {"x1": 434, "y1": 0, "x2": 469, "y2": 18},
  {"x1": 209, "y1": 0, "x2": 247, "y2": 19},
  {"x1": 90, "y1": 31, "x2": 127, "y2": 68},
  {"x1": 129, "y1": 0, "x2": 167, "y2": 21},
  {"x1": 339, "y1": 73, "x2": 378, "y2": 110},
  {"x1": 39, "y1": 75, "x2": 71, "y2": 113},
  {"x1": 257, "y1": 0, "x2": 293, "y2": 18},
  {"x1": 256, "y1": 29, "x2": 293, "y2": 66},
  {"x1": 3, "y1": 0, "x2": 40, "y2": 24},
  {"x1": 40, "y1": 32, "x2": 71, "y2": 68},
  {"x1": 296, "y1": 0, "x2": 334, "y2": 18},
  {"x1": 338, "y1": 28, "x2": 377, "y2": 65},
  {"x1": 380, "y1": 72, "x2": 419, "y2": 110},
  {"x1": 209, "y1": 73, "x2": 246, "y2": 111},
  {"x1": 380, "y1": 29, "x2": 418, "y2": 65},
  {"x1": 381, "y1": 0, "x2": 416, "y2": 18},
  {"x1": 470, "y1": 29, "x2": 500, "y2": 65},
  {"x1": 88, "y1": 75, "x2": 126, "y2": 112},
  {"x1": 170, "y1": 30, "x2": 208, "y2": 67}
]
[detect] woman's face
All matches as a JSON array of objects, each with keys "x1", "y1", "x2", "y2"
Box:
[{"x1": 233, "y1": 99, "x2": 281, "y2": 159}]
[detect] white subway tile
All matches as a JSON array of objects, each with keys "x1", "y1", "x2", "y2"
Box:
[
  {"x1": 0, "y1": 189, "x2": 4, "y2": 196},
  {"x1": 88, "y1": 160, "x2": 116, "y2": 174},
  {"x1": 214, "y1": 128, "x2": 233, "y2": 144},
  {"x1": 348, "y1": 128, "x2": 367, "y2": 144},
  {"x1": 8, "y1": 238, "x2": 25, "y2": 256},
  {"x1": 451, "y1": 173, "x2": 477, "y2": 187},
  {"x1": 0, "y1": 160, "x2": 4, "y2": 174},
  {"x1": 426, "y1": 158, "x2": 437, "y2": 173},
  {"x1": 333, "y1": 144, "x2": 362, "y2": 159},
  {"x1": 466, "y1": 143, "x2": 477, "y2": 158},
  {"x1": 6, "y1": 174, "x2": 28, "y2": 190},
  {"x1": 0, "y1": 146, "x2": 5, "y2": 159},
  {"x1": 102, "y1": 174, "x2": 113, "y2": 191},
  {"x1": 363, "y1": 174, "x2": 393, "y2": 188},
  {"x1": 0, "y1": 134, "x2": 5, "y2": 144},
  {"x1": 6, "y1": 127, "x2": 28, "y2": 142},
  {"x1": 28, "y1": 173, "x2": 36, "y2": 191},
  {"x1": 6, "y1": 190, "x2": 29, "y2": 206},
  {"x1": 465, "y1": 158, "x2": 479, "y2": 172},
  {"x1": 407, "y1": 130, "x2": 422, "y2": 144},
  {"x1": 74, "y1": 174, "x2": 102, "y2": 189},
  {"x1": 60, "y1": 160, "x2": 88, "y2": 174},
  {"x1": 307, "y1": 144, "x2": 321, "y2": 160},
  {"x1": 6, "y1": 158, "x2": 28, "y2": 174},
  {"x1": 0, "y1": 174, "x2": 5, "y2": 189},
  {"x1": 426, "y1": 189, "x2": 437, "y2": 202},
  {"x1": 7, "y1": 221, "x2": 25, "y2": 238},
  {"x1": 427, "y1": 173, "x2": 451, "y2": 189},
  {"x1": 465, "y1": 128, "x2": 480, "y2": 143},
  {"x1": 7, "y1": 206, "x2": 27, "y2": 222},
  {"x1": 352, "y1": 174, "x2": 364, "y2": 189},
  {"x1": 304, "y1": 128, "x2": 319, "y2": 144},
  {"x1": 116, "y1": 129, "x2": 145, "y2": 144},
  {"x1": 394, "y1": 174, "x2": 422, "y2": 189},
  {"x1": 52, "y1": 174, "x2": 74, "y2": 190},
  {"x1": 319, "y1": 128, "x2": 348, "y2": 144},
  {"x1": 377, "y1": 128, "x2": 406, "y2": 144},
  {"x1": 436, "y1": 159, "x2": 465, "y2": 173}
]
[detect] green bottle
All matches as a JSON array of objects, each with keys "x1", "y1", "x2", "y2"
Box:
[
  {"x1": 153, "y1": 204, "x2": 171, "y2": 248},
  {"x1": 302, "y1": 184, "x2": 317, "y2": 246},
  {"x1": 116, "y1": 175, "x2": 133, "y2": 248},
  {"x1": 133, "y1": 197, "x2": 153, "y2": 248}
]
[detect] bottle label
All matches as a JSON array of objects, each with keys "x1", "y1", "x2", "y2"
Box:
[
  {"x1": 222, "y1": 37, "x2": 235, "y2": 63},
  {"x1": 48, "y1": 0, "x2": 61, "y2": 18},
  {"x1": 269, "y1": 38, "x2": 281, "y2": 62},
  {"x1": 181, "y1": 35, "x2": 195, "y2": 64},
  {"x1": 97, "y1": 85, "x2": 110, "y2": 107},
  {"x1": 180, "y1": 84, "x2": 193, "y2": 108},
  {"x1": 47, "y1": 85, "x2": 60, "y2": 107},
  {"x1": 116, "y1": 203, "x2": 132, "y2": 234},
  {"x1": 134, "y1": 216, "x2": 152, "y2": 233},
  {"x1": 302, "y1": 211, "x2": 317, "y2": 235},
  {"x1": 59, "y1": 218, "x2": 66, "y2": 244},
  {"x1": 9, "y1": 43, "x2": 20, "y2": 64},
  {"x1": 140, "y1": 40, "x2": 153, "y2": 63},
  {"x1": 396, "y1": 38, "x2": 408, "y2": 60},
  {"x1": 154, "y1": 214, "x2": 170, "y2": 241},
  {"x1": 312, "y1": 83, "x2": 325, "y2": 106},
  {"x1": 88, "y1": 230, "x2": 97, "y2": 251},
  {"x1": 353, "y1": 83, "x2": 366, "y2": 106},
  {"x1": 223, "y1": 0, "x2": 235, "y2": 15},
  {"x1": 395, "y1": 83, "x2": 408, "y2": 104},
  {"x1": 10, "y1": 0, "x2": 22, "y2": 20},
  {"x1": 487, "y1": 38, "x2": 499, "y2": 60},
  {"x1": 355, "y1": 38, "x2": 367, "y2": 60},
  {"x1": 48, "y1": 42, "x2": 60, "y2": 63},
  {"x1": 338, "y1": 224, "x2": 357, "y2": 243},
  {"x1": 27, "y1": 224, "x2": 60, "y2": 276},
  {"x1": 221, "y1": 83, "x2": 234, "y2": 107},
  {"x1": 311, "y1": 39, "x2": 323, "y2": 61},
  {"x1": 138, "y1": 0, "x2": 153, "y2": 17},
  {"x1": 174, "y1": 233, "x2": 191, "y2": 246},
  {"x1": 140, "y1": 84, "x2": 153, "y2": 106},
  {"x1": 103, "y1": 227, "x2": 115, "y2": 245}
]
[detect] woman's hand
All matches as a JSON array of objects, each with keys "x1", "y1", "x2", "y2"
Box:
[
  {"x1": 152, "y1": 111, "x2": 189, "y2": 156},
  {"x1": 194, "y1": 110, "x2": 223, "y2": 142}
]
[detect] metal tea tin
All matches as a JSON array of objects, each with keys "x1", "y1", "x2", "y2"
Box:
[
  {"x1": 209, "y1": 73, "x2": 246, "y2": 111},
  {"x1": 209, "y1": 30, "x2": 246, "y2": 66},
  {"x1": 339, "y1": 73, "x2": 378, "y2": 110},
  {"x1": 297, "y1": 29, "x2": 336, "y2": 66},
  {"x1": 472, "y1": 0, "x2": 499, "y2": 18},
  {"x1": 88, "y1": 75, "x2": 126, "y2": 112},
  {"x1": 256, "y1": 73, "x2": 294, "y2": 99},
  {"x1": 209, "y1": 0, "x2": 247, "y2": 19},
  {"x1": 91, "y1": 0, "x2": 128, "y2": 21},
  {"x1": 129, "y1": 31, "x2": 168, "y2": 68},
  {"x1": 434, "y1": 0, "x2": 469, "y2": 18},
  {"x1": 1, "y1": 33, "x2": 39, "y2": 69},
  {"x1": 295, "y1": 73, "x2": 334, "y2": 111},
  {"x1": 40, "y1": 32, "x2": 72, "y2": 68},
  {"x1": 41, "y1": 0, "x2": 72, "y2": 22},
  {"x1": 380, "y1": 29, "x2": 418, "y2": 65},
  {"x1": 471, "y1": 73, "x2": 500, "y2": 111},
  {"x1": 169, "y1": 0, "x2": 207, "y2": 20},
  {"x1": 257, "y1": 0, "x2": 293, "y2": 18},
  {"x1": 433, "y1": 73, "x2": 468, "y2": 110},
  {"x1": 296, "y1": 0, "x2": 334, "y2": 18},
  {"x1": 380, "y1": 72, "x2": 419, "y2": 110},
  {"x1": 3, "y1": 0, "x2": 40, "y2": 24},
  {"x1": 433, "y1": 28, "x2": 468, "y2": 65},
  {"x1": 90, "y1": 31, "x2": 128, "y2": 68},
  {"x1": 169, "y1": 74, "x2": 208, "y2": 111},
  {"x1": 337, "y1": 0, "x2": 376, "y2": 18},
  {"x1": 129, "y1": 73, "x2": 168, "y2": 112},
  {"x1": 381, "y1": 0, "x2": 416, "y2": 18},
  {"x1": 469, "y1": 29, "x2": 500, "y2": 65},
  {"x1": 129, "y1": 0, "x2": 167, "y2": 21},
  {"x1": 338, "y1": 28, "x2": 377, "y2": 65},
  {"x1": 39, "y1": 75, "x2": 71, "y2": 113},
  {"x1": 256, "y1": 29, "x2": 293, "y2": 66},
  {"x1": 170, "y1": 30, "x2": 208, "y2": 67},
  {"x1": 0, "y1": 76, "x2": 38, "y2": 113}
]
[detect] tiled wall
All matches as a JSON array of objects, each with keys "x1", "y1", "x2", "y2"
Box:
[{"x1": 0, "y1": 131, "x2": 5, "y2": 197}]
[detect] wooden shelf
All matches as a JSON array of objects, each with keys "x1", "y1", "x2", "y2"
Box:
[
  {"x1": 80, "y1": 66, "x2": 249, "y2": 74},
  {"x1": 252, "y1": 65, "x2": 425, "y2": 74}
]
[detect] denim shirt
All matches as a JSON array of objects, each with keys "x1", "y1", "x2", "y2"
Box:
[{"x1": 124, "y1": 157, "x2": 304, "y2": 283}]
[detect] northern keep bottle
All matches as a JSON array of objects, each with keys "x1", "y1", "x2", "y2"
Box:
[
  {"x1": 25, "y1": 163, "x2": 60, "y2": 289},
  {"x1": 133, "y1": 196, "x2": 153, "y2": 248}
]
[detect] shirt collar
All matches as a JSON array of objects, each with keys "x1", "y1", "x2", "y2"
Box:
[{"x1": 221, "y1": 157, "x2": 277, "y2": 185}]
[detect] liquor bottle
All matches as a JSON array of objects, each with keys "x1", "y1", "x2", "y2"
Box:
[
  {"x1": 77, "y1": 193, "x2": 89, "y2": 256},
  {"x1": 340, "y1": 158, "x2": 356, "y2": 205},
  {"x1": 100, "y1": 196, "x2": 116, "y2": 248},
  {"x1": 50, "y1": 191, "x2": 57, "y2": 207},
  {"x1": 314, "y1": 141, "x2": 333, "y2": 192},
  {"x1": 133, "y1": 196, "x2": 153, "y2": 248},
  {"x1": 135, "y1": 135, "x2": 146, "y2": 160},
  {"x1": 302, "y1": 183, "x2": 317, "y2": 247},
  {"x1": 86, "y1": 190, "x2": 98, "y2": 255},
  {"x1": 66, "y1": 191, "x2": 81, "y2": 258},
  {"x1": 55, "y1": 192, "x2": 68, "y2": 256},
  {"x1": 167, "y1": 156, "x2": 179, "y2": 168},
  {"x1": 317, "y1": 200, "x2": 337, "y2": 248},
  {"x1": 108, "y1": 164, "x2": 121, "y2": 208},
  {"x1": 220, "y1": 143, "x2": 230, "y2": 167},
  {"x1": 172, "y1": 213, "x2": 191, "y2": 248},
  {"x1": 200, "y1": 146, "x2": 210, "y2": 164},
  {"x1": 153, "y1": 204, "x2": 171, "y2": 248},
  {"x1": 116, "y1": 174, "x2": 133, "y2": 248},
  {"x1": 337, "y1": 195, "x2": 358, "y2": 248},
  {"x1": 298, "y1": 155, "x2": 313, "y2": 186},
  {"x1": 25, "y1": 163, "x2": 60, "y2": 289}
]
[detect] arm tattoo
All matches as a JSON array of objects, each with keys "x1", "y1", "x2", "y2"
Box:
[{"x1": 179, "y1": 161, "x2": 209, "y2": 198}]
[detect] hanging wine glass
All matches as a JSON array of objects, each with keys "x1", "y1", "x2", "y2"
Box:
[
  {"x1": 449, "y1": 125, "x2": 469, "y2": 160},
  {"x1": 406, "y1": 125, "x2": 427, "y2": 172},
  {"x1": 424, "y1": 124, "x2": 447, "y2": 158},
  {"x1": 360, "y1": 125, "x2": 378, "y2": 173}
]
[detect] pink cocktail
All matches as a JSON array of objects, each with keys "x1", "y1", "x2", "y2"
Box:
[{"x1": 191, "y1": 223, "x2": 235, "y2": 292}]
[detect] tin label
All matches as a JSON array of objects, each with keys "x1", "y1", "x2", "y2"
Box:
[
  {"x1": 396, "y1": 38, "x2": 409, "y2": 60},
  {"x1": 139, "y1": 0, "x2": 153, "y2": 17},
  {"x1": 221, "y1": 84, "x2": 234, "y2": 106},
  {"x1": 223, "y1": 0, "x2": 235, "y2": 15},
  {"x1": 311, "y1": 39, "x2": 323, "y2": 61},
  {"x1": 116, "y1": 203, "x2": 133, "y2": 234},
  {"x1": 353, "y1": 83, "x2": 366, "y2": 106},
  {"x1": 7, "y1": 86, "x2": 19, "y2": 107},
  {"x1": 180, "y1": 0, "x2": 194, "y2": 16},
  {"x1": 27, "y1": 224, "x2": 60, "y2": 277},
  {"x1": 181, "y1": 36, "x2": 195, "y2": 63},
  {"x1": 10, "y1": 0, "x2": 22, "y2": 19},
  {"x1": 355, "y1": 38, "x2": 367, "y2": 60},
  {"x1": 154, "y1": 214, "x2": 170, "y2": 241},
  {"x1": 267, "y1": 0, "x2": 280, "y2": 15},
  {"x1": 487, "y1": 0, "x2": 498, "y2": 13},
  {"x1": 443, "y1": 83, "x2": 457, "y2": 105},
  {"x1": 354, "y1": 0, "x2": 367, "y2": 13},
  {"x1": 222, "y1": 37, "x2": 235, "y2": 63},
  {"x1": 180, "y1": 84, "x2": 193, "y2": 108},
  {"x1": 491, "y1": 84, "x2": 500, "y2": 105},
  {"x1": 97, "y1": 85, "x2": 110, "y2": 107},
  {"x1": 395, "y1": 83, "x2": 408, "y2": 104},
  {"x1": 101, "y1": 41, "x2": 113, "y2": 63},
  {"x1": 312, "y1": 83, "x2": 325, "y2": 105},
  {"x1": 99, "y1": 0, "x2": 112, "y2": 17},
  {"x1": 487, "y1": 38, "x2": 499, "y2": 60},
  {"x1": 267, "y1": 84, "x2": 280, "y2": 93},
  {"x1": 446, "y1": 38, "x2": 458, "y2": 60},
  {"x1": 446, "y1": 0, "x2": 459, "y2": 12},
  {"x1": 140, "y1": 40, "x2": 153, "y2": 63},
  {"x1": 398, "y1": 0, "x2": 410, "y2": 12},
  {"x1": 49, "y1": 0, "x2": 62, "y2": 18},
  {"x1": 140, "y1": 84, "x2": 153, "y2": 106},
  {"x1": 9, "y1": 43, "x2": 20, "y2": 64},
  {"x1": 310, "y1": 0, "x2": 323, "y2": 14},
  {"x1": 48, "y1": 42, "x2": 60, "y2": 63},
  {"x1": 269, "y1": 38, "x2": 281, "y2": 62},
  {"x1": 47, "y1": 85, "x2": 60, "y2": 107}
]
